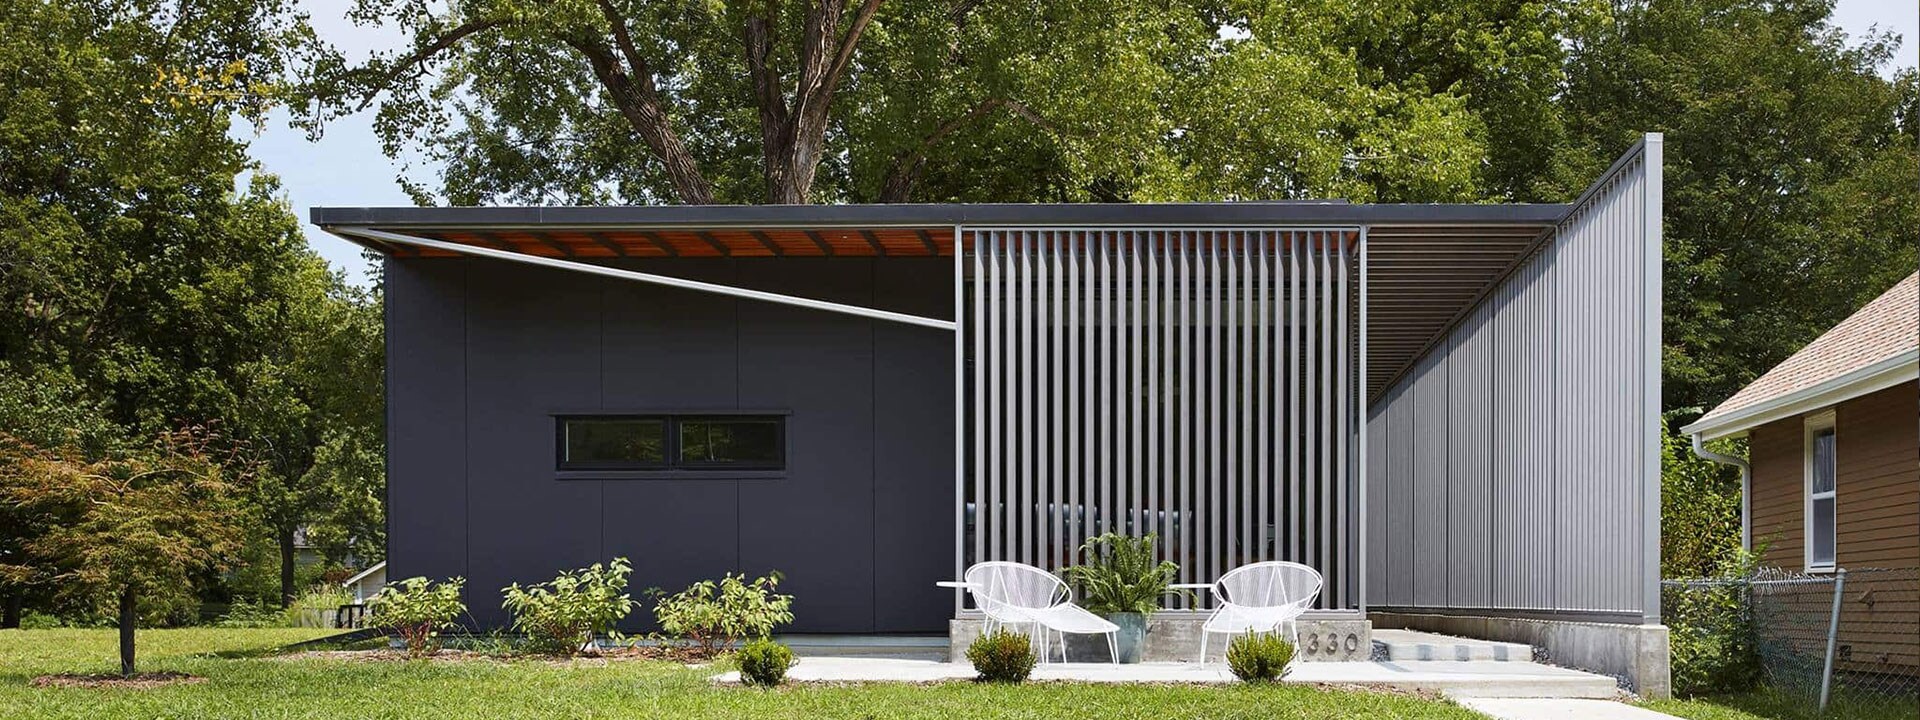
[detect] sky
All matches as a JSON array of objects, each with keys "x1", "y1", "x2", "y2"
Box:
[{"x1": 247, "y1": 0, "x2": 1920, "y2": 288}]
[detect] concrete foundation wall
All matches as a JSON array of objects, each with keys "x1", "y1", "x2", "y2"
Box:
[
  {"x1": 950, "y1": 612, "x2": 1370, "y2": 664},
  {"x1": 1371, "y1": 611, "x2": 1670, "y2": 698}
]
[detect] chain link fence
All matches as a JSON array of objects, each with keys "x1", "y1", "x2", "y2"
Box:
[{"x1": 1664, "y1": 567, "x2": 1918, "y2": 718}]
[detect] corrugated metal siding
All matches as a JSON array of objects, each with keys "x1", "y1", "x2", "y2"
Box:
[
  {"x1": 1447, "y1": 303, "x2": 1494, "y2": 609},
  {"x1": 1366, "y1": 137, "x2": 1660, "y2": 620}
]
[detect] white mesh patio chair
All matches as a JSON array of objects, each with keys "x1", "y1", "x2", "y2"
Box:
[
  {"x1": 1172, "y1": 561, "x2": 1322, "y2": 666},
  {"x1": 938, "y1": 561, "x2": 1119, "y2": 664}
]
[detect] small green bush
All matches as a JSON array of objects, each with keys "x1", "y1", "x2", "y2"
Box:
[
  {"x1": 736, "y1": 638, "x2": 796, "y2": 687},
  {"x1": 652, "y1": 572, "x2": 794, "y2": 654},
  {"x1": 966, "y1": 629, "x2": 1036, "y2": 683},
  {"x1": 285, "y1": 585, "x2": 357, "y2": 628},
  {"x1": 368, "y1": 576, "x2": 467, "y2": 657},
  {"x1": 1226, "y1": 632, "x2": 1295, "y2": 683},
  {"x1": 501, "y1": 558, "x2": 633, "y2": 655}
]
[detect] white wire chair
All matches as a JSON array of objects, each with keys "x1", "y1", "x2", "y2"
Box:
[
  {"x1": 939, "y1": 561, "x2": 1119, "y2": 664},
  {"x1": 1173, "y1": 561, "x2": 1323, "y2": 666}
]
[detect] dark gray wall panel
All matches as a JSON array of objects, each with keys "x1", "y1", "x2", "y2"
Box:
[
  {"x1": 461, "y1": 261, "x2": 607, "y2": 626},
  {"x1": 735, "y1": 259, "x2": 878, "y2": 633},
  {"x1": 384, "y1": 254, "x2": 954, "y2": 633},
  {"x1": 872, "y1": 259, "x2": 958, "y2": 631},
  {"x1": 384, "y1": 258, "x2": 470, "y2": 595}
]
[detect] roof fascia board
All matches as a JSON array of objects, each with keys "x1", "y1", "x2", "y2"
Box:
[
  {"x1": 1682, "y1": 349, "x2": 1920, "y2": 440},
  {"x1": 311, "y1": 202, "x2": 1569, "y2": 229}
]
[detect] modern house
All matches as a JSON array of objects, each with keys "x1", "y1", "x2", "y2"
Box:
[
  {"x1": 1682, "y1": 271, "x2": 1917, "y2": 678},
  {"x1": 317, "y1": 135, "x2": 1669, "y2": 694}
]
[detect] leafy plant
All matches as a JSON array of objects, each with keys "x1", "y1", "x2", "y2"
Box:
[
  {"x1": 1060, "y1": 533, "x2": 1181, "y2": 616},
  {"x1": 1226, "y1": 632, "x2": 1295, "y2": 683},
  {"x1": 967, "y1": 629, "x2": 1036, "y2": 683},
  {"x1": 501, "y1": 559, "x2": 633, "y2": 655},
  {"x1": 652, "y1": 572, "x2": 794, "y2": 655},
  {"x1": 284, "y1": 585, "x2": 356, "y2": 628},
  {"x1": 368, "y1": 576, "x2": 467, "y2": 658},
  {"x1": 736, "y1": 638, "x2": 797, "y2": 687},
  {"x1": 1663, "y1": 549, "x2": 1763, "y2": 696}
]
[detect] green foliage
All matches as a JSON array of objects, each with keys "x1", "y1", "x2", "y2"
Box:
[
  {"x1": 0, "y1": 429, "x2": 246, "y2": 674},
  {"x1": 0, "y1": 0, "x2": 384, "y2": 619},
  {"x1": 1663, "y1": 550, "x2": 1763, "y2": 697},
  {"x1": 966, "y1": 629, "x2": 1036, "y2": 683},
  {"x1": 501, "y1": 559, "x2": 633, "y2": 655},
  {"x1": 283, "y1": 585, "x2": 356, "y2": 628},
  {"x1": 1556, "y1": 0, "x2": 1919, "y2": 413},
  {"x1": 736, "y1": 638, "x2": 796, "y2": 687},
  {"x1": 1060, "y1": 533, "x2": 1181, "y2": 616},
  {"x1": 370, "y1": 576, "x2": 468, "y2": 657},
  {"x1": 1661, "y1": 410, "x2": 1745, "y2": 579},
  {"x1": 300, "y1": 0, "x2": 1497, "y2": 206},
  {"x1": 651, "y1": 572, "x2": 795, "y2": 654},
  {"x1": 1226, "y1": 632, "x2": 1296, "y2": 683}
]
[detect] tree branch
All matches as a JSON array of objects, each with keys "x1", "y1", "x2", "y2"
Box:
[
  {"x1": 353, "y1": 18, "x2": 507, "y2": 112},
  {"x1": 879, "y1": 98, "x2": 1057, "y2": 202},
  {"x1": 563, "y1": 36, "x2": 716, "y2": 204}
]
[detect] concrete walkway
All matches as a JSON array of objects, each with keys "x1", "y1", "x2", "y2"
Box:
[
  {"x1": 711, "y1": 657, "x2": 1620, "y2": 698},
  {"x1": 1457, "y1": 698, "x2": 1682, "y2": 720}
]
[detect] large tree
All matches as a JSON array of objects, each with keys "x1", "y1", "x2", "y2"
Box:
[
  {"x1": 0, "y1": 0, "x2": 385, "y2": 612},
  {"x1": 301, "y1": 0, "x2": 1505, "y2": 205},
  {"x1": 1554, "y1": 0, "x2": 1919, "y2": 414}
]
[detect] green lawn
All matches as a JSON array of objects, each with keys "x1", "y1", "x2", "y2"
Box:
[
  {"x1": 0, "y1": 628, "x2": 1486, "y2": 719},
  {"x1": 1646, "y1": 686, "x2": 1917, "y2": 720}
]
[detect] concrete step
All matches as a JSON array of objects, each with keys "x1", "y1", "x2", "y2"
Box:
[
  {"x1": 1374, "y1": 628, "x2": 1535, "y2": 662},
  {"x1": 1455, "y1": 698, "x2": 1680, "y2": 719}
]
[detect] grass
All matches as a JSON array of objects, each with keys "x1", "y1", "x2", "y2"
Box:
[
  {"x1": 0, "y1": 628, "x2": 1488, "y2": 719},
  {"x1": 1647, "y1": 686, "x2": 1918, "y2": 720}
]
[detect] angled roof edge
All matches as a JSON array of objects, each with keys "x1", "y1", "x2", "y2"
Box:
[
  {"x1": 310, "y1": 202, "x2": 1572, "y2": 230},
  {"x1": 1682, "y1": 350, "x2": 1918, "y2": 441}
]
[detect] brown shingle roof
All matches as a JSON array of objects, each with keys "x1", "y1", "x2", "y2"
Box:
[{"x1": 1697, "y1": 272, "x2": 1918, "y2": 425}]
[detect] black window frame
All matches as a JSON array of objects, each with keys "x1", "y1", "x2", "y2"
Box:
[{"x1": 555, "y1": 414, "x2": 787, "y2": 472}]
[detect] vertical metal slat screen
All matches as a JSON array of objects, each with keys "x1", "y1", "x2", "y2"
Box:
[{"x1": 962, "y1": 227, "x2": 1360, "y2": 609}]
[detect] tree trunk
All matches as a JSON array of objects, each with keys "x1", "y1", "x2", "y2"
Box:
[
  {"x1": 118, "y1": 587, "x2": 136, "y2": 676},
  {"x1": 2, "y1": 590, "x2": 21, "y2": 629},
  {"x1": 279, "y1": 526, "x2": 297, "y2": 608}
]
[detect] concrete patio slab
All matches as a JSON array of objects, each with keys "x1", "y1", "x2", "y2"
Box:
[
  {"x1": 1456, "y1": 698, "x2": 1682, "y2": 719},
  {"x1": 710, "y1": 657, "x2": 1620, "y2": 698}
]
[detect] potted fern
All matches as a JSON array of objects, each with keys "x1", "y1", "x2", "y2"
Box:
[{"x1": 1060, "y1": 533, "x2": 1182, "y2": 663}]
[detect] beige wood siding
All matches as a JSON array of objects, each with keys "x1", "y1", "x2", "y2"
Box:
[{"x1": 1743, "y1": 381, "x2": 1918, "y2": 676}]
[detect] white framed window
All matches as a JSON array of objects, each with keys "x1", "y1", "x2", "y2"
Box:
[{"x1": 1803, "y1": 411, "x2": 1837, "y2": 572}]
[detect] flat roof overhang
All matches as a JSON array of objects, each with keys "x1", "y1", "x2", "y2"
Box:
[{"x1": 315, "y1": 202, "x2": 1571, "y2": 397}]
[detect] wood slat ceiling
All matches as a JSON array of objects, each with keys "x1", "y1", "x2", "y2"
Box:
[{"x1": 383, "y1": 227, "x2": 953, "y2": 258}]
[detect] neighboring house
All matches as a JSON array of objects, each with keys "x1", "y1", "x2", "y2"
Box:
[
  {"x1": 342, "y1": 561, "x2": 388, "y2": 604},
  {"x1": 1682, "y1": 272, "x2": 1917, "y2": 679},
  {"x1": 314, "y1": 136, "x2": 1670, "y2": 694}
]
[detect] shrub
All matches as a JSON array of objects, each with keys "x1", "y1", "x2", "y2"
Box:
[
  {"x1": 215, "y1": 601, "x2": 286, "y2": 628},
  {"x1": 1060, "y1": 533, "x2": 1182, "y2": 616},
  {"x1": 652, "y1": 572, "x2": 794, "y2": 655},
  {"x1": 1664, "y1": 550, "x2": 1763, "y2": 696},
  {"x1": 285, "y1": 585, "x2": 357, "y2": 628},
  {"x1": 966, "y1": 629, "x2": 1036, "y2": 683},
  {"x1": 1226, "y1": 632, "x2": 1295, "y2": 683},
  {"x1": 501, "y1": 558, "x2": 633, "y2": 655},
  {"x1": 368, "y1": 576, "x2": 467, "y2": 657},
  {"x1": 737, "y1": 638, "x2": 796, "y2": 687}
]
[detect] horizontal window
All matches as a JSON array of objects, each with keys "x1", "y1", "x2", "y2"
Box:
[{"x1": 557, "y1": 415, "x2": 785, "y2": 472}]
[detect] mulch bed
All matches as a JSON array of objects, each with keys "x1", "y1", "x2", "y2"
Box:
[
  {"x1": 274, "y1": 644, "x2": 720, "y2": 666},
  {"x1": 31, "y1": 672, "x2": 206, "y2": 689}
]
